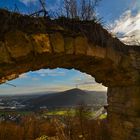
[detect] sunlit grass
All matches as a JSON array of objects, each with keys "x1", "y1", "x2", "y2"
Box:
[
  {"x1": 99, "y1": 113, "x2": 107, "y2": 119},
  {"x1": 46, "y1": 109, "x2": 75, "y2": 116}
]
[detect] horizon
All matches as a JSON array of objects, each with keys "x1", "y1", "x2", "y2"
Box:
[{"x1": 0, "y1": 87, "x2": 107, "y2": 96}]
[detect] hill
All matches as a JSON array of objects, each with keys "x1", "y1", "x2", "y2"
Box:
[{"x1": 25, "y1": 88, "x2": 107, "y2": 109}]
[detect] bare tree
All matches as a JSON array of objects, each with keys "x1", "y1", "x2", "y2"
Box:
[
  {"x1": 80, "y1": 0, "x2": 86, "y2": 20},
  {"x1": 70, "y1": 0, "x2": 77, "y2": 18},
  {"x1": 63, "y1": 0, "x2": 77, "y2": 18},
  {"x1": 80, "y1": 0, "x2": 101, "y2": 20},
  {"x1": 64, "y1": 0, "x2": 70, "y2": 18},
  {"x1": 62, "y1": 0, "x2": 101, "y2": 20}
]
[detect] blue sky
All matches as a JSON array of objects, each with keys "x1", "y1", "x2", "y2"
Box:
[
  {"x1": 0, "y1": 0, "x2": 138, "y2": 22},
  {"x1": 0, "y1": 0, "x2": 140, "y2": 94},
  {"x1": 97, "y1": 0, "x2": 138, "y2": 22},
  {"x1": 0, "y1": 68, "x2": 107, "y2": 95}
]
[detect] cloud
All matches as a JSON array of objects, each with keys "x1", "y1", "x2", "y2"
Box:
[
  {"x1": 35, "y1": 69, "x2": 66, "y2": 77},
  {"x1": 31, "y1": 77, "x2": 39, "y2": 81},
  {"x1": 128, "y1": 0, "x2": 140, "y2": 12},
  {"x1": 19, "y1": 73, "x2": 28, "y2": 79},
  {"x1": 39, "y1": 72, "x2": 65, "y2": 77},
  {"x1": 0, "y1": 68, "x2": 107, "y2": 95},
  {"x1": 80, "y1": 83, "x2": 107, "y2": 92},
  {"x1": 73, "y1": 73, "x2": 95, "y2": 83},
  {"x1": 133, "y1": 0, "x2": 140, "y2": 12},
  {"x1": 110, "y1": 10, "x2": 140, "y2": 45},
  {"x1": 19, "y1": 0, "x2": 38, "y2": 5},
  {"x1": 0, "y1": 82, "x2": 107, "y2": 95}
]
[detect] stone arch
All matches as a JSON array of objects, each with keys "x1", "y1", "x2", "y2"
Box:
[{"x1": 0, "y1": 10, "x2": 140, "y2": 140}]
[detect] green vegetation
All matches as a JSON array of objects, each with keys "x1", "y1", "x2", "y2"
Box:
[
  {"x1": 46, "y1": 109, "x2": 75, "y2": 116},
  {"x1": 99, "y1": 113, "x2": 107, "y2": 119}
]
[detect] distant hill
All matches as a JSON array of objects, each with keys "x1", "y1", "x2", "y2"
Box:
[{"x1": 25, "y1": 88, "x2": 107, "y2": 109}]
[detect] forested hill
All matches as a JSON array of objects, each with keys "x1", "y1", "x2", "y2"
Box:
[{"x1": 25, "y1": 88, "x2": 107, "y2": 109}]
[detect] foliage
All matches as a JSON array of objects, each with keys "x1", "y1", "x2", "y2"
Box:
[
  {"x1": 0, "y1": 107, "x2": 109, "y2": 140},
  {"x1": 99, "y1": 114, "x2": 107, "y2": 120}
]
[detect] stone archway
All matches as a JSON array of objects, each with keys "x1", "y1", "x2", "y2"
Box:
[{"x1": 0, "y1": 10, "x2": 140, "y2": 140}]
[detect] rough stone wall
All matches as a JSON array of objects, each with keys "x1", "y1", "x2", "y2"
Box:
[
  {"x1": 108, "y1": 86, "x2": 140, "y2": 140},
  {"x1": 0, "y1": 10, "x2": 139, "y2": 87},
  {"x1": 0, "y1": 30, "x2": 139, "y2": 87}
]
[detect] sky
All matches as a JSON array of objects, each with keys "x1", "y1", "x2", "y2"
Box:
[{"x1": 0, "y1": 0, "x2": 140, "y2": 95}]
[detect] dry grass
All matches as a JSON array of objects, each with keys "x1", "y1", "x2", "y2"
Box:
[{"x1": 0, "y1": 108, "x2": 110, "y2": 140}]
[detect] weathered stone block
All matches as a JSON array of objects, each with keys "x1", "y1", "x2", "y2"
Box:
[
  {"x1": 50, "y1": 32, "x2": 64, "y2": 53},
  {"x1": 0, "y1": 41, "x2": 11, "y2": 63},
  {"x1": 75, "y1": 36, "x2": 88, "y2": 55},
  {"x1": 106, "y1": 46, "x2": 121, "y2": 65},
  {"x1": 6, "y1": 73, "x2": 18, "y2": 81},
  {"x1": 5, "y1": 31, "x2": 33, "y2": 58},
  {"x1": 108, "y1": 86, "x2": 140, "y2": 140},
  {"x1": 64, "y1": 37, "x2": 74, "y2": 54},
  {"x1": 87, "y1": 45, "x2": 106, "y2": 58},
  {"x1": 32, "y1": 34, "x2": 51, "y2": 54}
]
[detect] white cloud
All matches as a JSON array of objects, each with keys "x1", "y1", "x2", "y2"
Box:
[
  {"x1": 128, "y1": 0, "x2": 140, "y2": 12},
  {"x1": 19, "y1": 0, "x2": 38, "y2": 5},
  {"x1": 48, "y1": 72, "x2": 65, "y2": 77},
  {"x1": 19, "y1": 73, "x2": 28, "y2": 79},
  {"x1": 34, "y1": 69, "x2": 66, "y2": 77},
  {"x1": 79, "y1": 83, "x2": 107, "y2": 92},
  {"x1": 110, "y1": 10, "x2": 140, "y2": 45}
]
